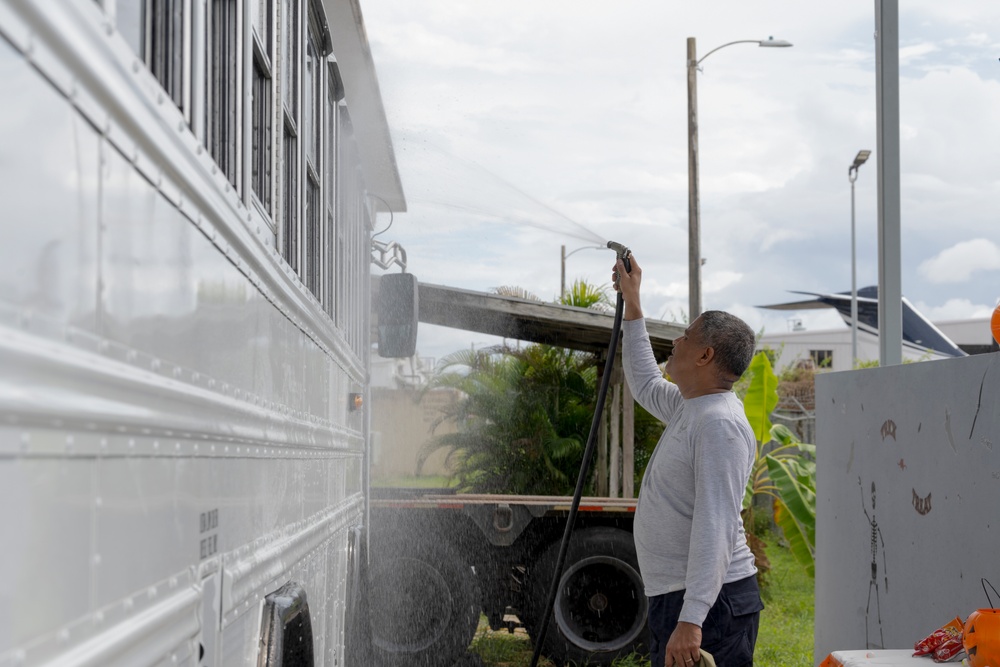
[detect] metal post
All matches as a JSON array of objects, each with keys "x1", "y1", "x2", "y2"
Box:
[
  {"x1": 687, "y1": 37, "x2": 702, "y2": 320},
  {"x1": 622, "y1": 379, "x2": 634, "y2": 499},
  {"x1": 610, "y1": 382, "x2": 621, "y2": 498},
  {"x1": 596, "y1": 406, "x2": 608, "y2": 496},
  {"x1": 850, "y1": 174, "x2": 858, "y2": 367},
  {"x1": 875, "y1": 0, "x2": 902, "y2": 366},
  {"x1": 684, "y1": 37, "x2": 791, "y2": 321},
  {"x1": 560, "y1": 244, "x2": 566, "y2": 300},
  {"x1": 848, "y1": 150, "x2": 869, "y2": 368}
]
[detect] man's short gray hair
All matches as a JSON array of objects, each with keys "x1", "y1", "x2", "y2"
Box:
[{"x1": 697, "y1": 310, "x2": 756, "y2": 380}]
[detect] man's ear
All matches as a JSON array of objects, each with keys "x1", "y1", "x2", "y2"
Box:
[{"x1": 696, "y1": 345, "x2": 715, "y2": 367}]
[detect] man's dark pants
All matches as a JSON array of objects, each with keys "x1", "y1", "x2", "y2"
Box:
[{"x1": 647, "y1": 575, "x2": 764, "y2": 667}]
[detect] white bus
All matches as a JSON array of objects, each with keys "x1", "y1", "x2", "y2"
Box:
[{"x1": 0, "y1": 0, "x2": 408, "y2": 664}]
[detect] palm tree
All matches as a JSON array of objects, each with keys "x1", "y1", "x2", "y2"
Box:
[
  {"x1": 418, "y1": 283, "x2": 615, "y2": 495},
  {"x1": 559, "y1": 279, "x2": 613, "y2": 311},
  {"x1": 420, "y1": 343, "x2": 597, "y2": 494}
]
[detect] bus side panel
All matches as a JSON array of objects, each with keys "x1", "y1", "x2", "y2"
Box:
[
  {"x1": 0, "y1": 32, "x2": 100, "y2": 343},
  {"x1": 0, "y1": 456, "x2": 95, "y2": 652},
  {"x1": 0, "y1": 1, "x2": 373, "y2": 663}
]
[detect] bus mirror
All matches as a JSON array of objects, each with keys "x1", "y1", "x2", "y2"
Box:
[{"x1": 378, "y1": 273, "x2": 418, "y2": 358}]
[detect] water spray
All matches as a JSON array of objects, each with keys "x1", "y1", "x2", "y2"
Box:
[{"x1": 530, "y1": 241, "x2": 632, "y2": 667}]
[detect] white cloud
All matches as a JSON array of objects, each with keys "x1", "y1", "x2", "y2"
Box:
[
  {"x1": 913, "y1": 298, "x2": 996, "y2": 321},
  {"x1": 899, "y1": 43, "x2": 939, "y2": 63},
  {"x1": 918, "y1": 239, "x2": 1000, "y2": 283},
  {"x1": 370, "y1": 22, "x2": 538, "y2": 76},
  {"x1": 643, "y1": 278, "x2": 689, "y2": 300},
  {"x1": 703, "y1": 270, "x2": 744, "y2": 294}
]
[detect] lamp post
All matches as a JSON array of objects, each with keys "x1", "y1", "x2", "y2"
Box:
[
  {"x1": 687, "y1": 36, "x2": 792, "y2": 319},
  {"x1": 560, "y1": 244, "x2": 605, "y2": 300},
  {"x1": 848, "y1": 149, "x2": 871, "y2": 367}
]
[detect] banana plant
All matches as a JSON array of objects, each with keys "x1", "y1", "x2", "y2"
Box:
[
  {"x1": 765, "y1": 425, "x2": 816, "y2": 576},
  {"x1": 741, "y1": 351, "x2": 817, "y2": 577}
]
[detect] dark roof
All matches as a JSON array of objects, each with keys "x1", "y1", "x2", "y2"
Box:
[
  {"x1": 758, "y1": 287, "x2": 967, "y2": 358},
  {"x1": 417, "y1": 282, "x2": 683, "y2": 361}
]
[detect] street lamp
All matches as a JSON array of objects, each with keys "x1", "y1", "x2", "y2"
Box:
[
  {"x1": 687, "y1": 36, "x2": 792, "y2": 319},
  {"x1": 561, "y1": 244, "x2": 605, "y2": 300},
  {"x1": 849, "y1": 149, "x2": 871, "y2": 367}
]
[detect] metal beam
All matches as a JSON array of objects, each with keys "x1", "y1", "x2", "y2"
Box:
[
  {"x1": 875, "y1": 0, "x2": 902, "y2": 366},
  {"x1": 414, "y1": 283, "x2": 684, "y2": 361}
]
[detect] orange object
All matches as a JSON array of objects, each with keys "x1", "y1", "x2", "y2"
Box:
[
  {"x1": 965, "y1": 608, "x2": 1000, "y2": 667},
  {"x1": 992, "y1": 304, "x2": 1000, "y2": 346},
  {"x1": 818, "y1": 654, "x2": 840, "y2": 667}
]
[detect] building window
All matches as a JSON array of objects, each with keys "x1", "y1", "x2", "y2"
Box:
[
  {"x1": 810, "y1": 349, "x2": 834, "y2": 368},
  {"x1": 323, "y1": 62, "x2": 341, "y2": 318},
  {"x1": 335, "y1": 106, "x2": 354, "y2": 331},
  {"x1": 303, "y1": 7, "x2": 323, "y2": 298},
  {"x1": 249, "y1": 0, "x2": 271, "y2": 46},
  {"x1": 282, "y1": 123, "x2": 299, "y2": 274},
  {"x1": 205, "y1": 0, "x2": 240, "y2": 189},
  {"x1": 280, "y1": 0, "x2": 300, "y2": 274},
  {"x1": 116, "y1": 0, "x2": 187, "y2": 118},
  {"x1": 250, "y1": 1, "x2": 273, "y2": 215},
  {"x1": 305, "y1": 180, "x2": 321, "y2": 296}
]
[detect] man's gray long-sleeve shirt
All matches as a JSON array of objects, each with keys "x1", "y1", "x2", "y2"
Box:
[{"x1": 622, "y1": 318, "x2": 757, "y2": 627}]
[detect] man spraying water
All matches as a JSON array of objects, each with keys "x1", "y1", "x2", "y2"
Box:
[{"x1": 613, "y1": 253, "x2": 764, "y2": 667}]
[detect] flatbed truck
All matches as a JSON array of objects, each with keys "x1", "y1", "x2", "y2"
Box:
[{"x1": 366, "y1": 490, "x2": 647, "y2": 667}]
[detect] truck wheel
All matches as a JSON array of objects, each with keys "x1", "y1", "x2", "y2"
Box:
[
  {"x1": 368, "y1": 535, "x2": 481, "y2": 667},
  {"x1": 527, "y1": 527, "x2": 648, "y2": 666}
]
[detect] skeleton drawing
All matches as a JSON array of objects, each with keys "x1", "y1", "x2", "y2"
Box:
[{"x1": 860, "y1": 477, "x2": 889, "y2": 649}]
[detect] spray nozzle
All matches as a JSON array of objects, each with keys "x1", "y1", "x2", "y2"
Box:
[
  {"x1": 607, "y1": 240, "x2": 632, "y2": 290},
  {"x1": 606, "y1": 240, "x2": 631, "y2": 260}
]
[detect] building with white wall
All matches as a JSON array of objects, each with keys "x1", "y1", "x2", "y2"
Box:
[{"x1": 757, "y1": 288, "x2": 992, "y2": 372}]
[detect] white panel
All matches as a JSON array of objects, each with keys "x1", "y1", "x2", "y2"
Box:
[
  {"x1": 95, "y1": 458, "x2": 196, "y2": 608},
  {"x1": 0, "y1": 457, "x2": 94, "y2": 650},
  {"x1": 815, "y1": 353, "x2": 1000, "y2": 658},
  {"x1": 218, "y1": 601, "x2": 256, "y2": 667},
  {"x1": 0, "y1": 35, "x2": 100, "y2": 332}
]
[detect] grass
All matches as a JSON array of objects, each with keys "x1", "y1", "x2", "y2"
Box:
[
  {"x1": 469, "y1": 533, "x2": 814, "y2": 667},
  {"x1": 470, "y1": 625, "x2": 553, "y2": 667},
  {"x1": 756, "y1": 536, "x2": 815, "y2": 667}
]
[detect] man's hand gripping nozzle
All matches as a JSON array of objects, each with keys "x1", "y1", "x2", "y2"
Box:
[{"x1": 607, "y1": 241, "x2": 632, "y2": 290}]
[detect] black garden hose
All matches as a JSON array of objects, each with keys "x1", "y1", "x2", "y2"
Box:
[{"x1": 530, "y1": 245, "x2": 631, "y2": 667}]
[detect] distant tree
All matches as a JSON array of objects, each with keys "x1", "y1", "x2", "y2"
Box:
[{"x1": 559, "y1": 279, "x2": 613, "y2": 312}]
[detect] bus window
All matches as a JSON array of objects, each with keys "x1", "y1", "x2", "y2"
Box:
[
  {"x1": 251, "y1": 0, "x2": 274, "y2": 218},
  {"x1": 115, "y1": 0, "x2": 187, "y2": 117},
  {"x1": 205, "y1": 0, "x2": 241, "y2": 189}
]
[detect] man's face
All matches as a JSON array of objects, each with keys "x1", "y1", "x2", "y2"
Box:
[{"x1": 665, "y1": 316, "x2": 708, "y2": 381}]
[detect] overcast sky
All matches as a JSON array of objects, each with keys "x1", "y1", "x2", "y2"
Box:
[{"x1": 360, "y1": 0, "x2": 1000, "y2": 362}]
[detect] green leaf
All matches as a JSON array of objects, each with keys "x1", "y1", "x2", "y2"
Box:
[
  {"x1": 766, "y1": 454, "x2": 816, "y2": 577},
  {"x1": 743, "y1": 352, "x2": 779, "y2": 444},
  {"x1": 769, "y1": 423, "x2": 797, "y2": 446}
]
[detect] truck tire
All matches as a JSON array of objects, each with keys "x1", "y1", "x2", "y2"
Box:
[
  {"x1": 527, "y1": 527, "x2": 649, "y2": 666},
  {"x1": 368, "y1": 534, "x2": 481, "y2": 667}
]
